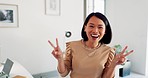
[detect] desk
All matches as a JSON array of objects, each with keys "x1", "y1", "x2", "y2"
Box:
[{"x1": 0, "y1": 60, "x2": 33, "y2": 78}]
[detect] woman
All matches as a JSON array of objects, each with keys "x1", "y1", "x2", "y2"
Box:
[{"x1": 48, "y1": 12, "x2": 133, "y2": 78}]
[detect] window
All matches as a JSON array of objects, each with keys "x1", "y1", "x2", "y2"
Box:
[{"x1": 84, "y1": 0, "x2": 105, "y2": 19}]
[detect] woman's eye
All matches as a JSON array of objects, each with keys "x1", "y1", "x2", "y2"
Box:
[
  {"x1": 98, "y1": 27, "x2": 103, "y2": 28},
  {"x1": 98, "y1": 26, "x2": 104, "y2": 29},
  {"x1": 89, "y1": 25, "x2": 94, "y2": 28}
]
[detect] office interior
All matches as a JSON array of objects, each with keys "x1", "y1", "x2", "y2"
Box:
[{"x1": 0, "y1": 0, "x2": 148, "y2": 78}]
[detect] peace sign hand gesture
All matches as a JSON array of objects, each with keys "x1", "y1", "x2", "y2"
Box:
[
  {"x1": 48, "y1": 38, "x2": 63, "y2": 60},
  {"x1": 113, "y1": 46, "x2": 134, "y2": 65}
]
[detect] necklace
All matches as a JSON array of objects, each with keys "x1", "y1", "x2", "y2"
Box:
[
  {"x1": 83, "y1": 40, "x2": 101, "y2": 49},
  {"x1": 82, "y1": 40, "x2": 101, "y2": 57}
]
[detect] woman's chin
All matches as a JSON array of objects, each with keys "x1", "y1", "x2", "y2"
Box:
[{"x1": 91, "y1": 38, "x2": 99, "y2": 42}]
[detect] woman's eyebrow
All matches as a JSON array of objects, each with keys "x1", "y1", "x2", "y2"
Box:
[
  {"x1": 98, "y1": 24, "x2": 104, "y2": 26},
  {"x1": 89, "y1": 23, "x2": 103, "y2": 26},
  {"x1": 88, "y1": 23, "x2": 94, "y2": 25}
]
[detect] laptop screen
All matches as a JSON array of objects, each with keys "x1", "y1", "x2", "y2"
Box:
[{"x1": 2, "y1": 58, "x2": 14, "y2": 76}]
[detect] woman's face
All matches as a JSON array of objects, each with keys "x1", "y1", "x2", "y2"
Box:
[{"x1": 84, "y1": 16, "x2": 106, "y2": 43}]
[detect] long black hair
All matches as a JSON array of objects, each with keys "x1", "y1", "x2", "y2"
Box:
[{"x1": 81, "y1": 12, "x2": 112, "y2": 44}]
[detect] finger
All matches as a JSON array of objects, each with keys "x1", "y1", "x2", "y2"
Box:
[
  {"x1": 121, "y1": 57, "x2": 126, "y2": 62},
  {"x1": 116, "y1": 56, "x2": 126, "y2": 64},
  {"x1": 48, "y1": 40, "x2": 56, "y2": 48},
  {"x1": 124, "y1": 50, "x2": 134, "y2": 57},
  {"x1": 52, "y1": 50, "x2": 58, "y2": 56},
  {"x1": 51, "y1": 51, "x2": 55, "y2": 56},
  {"x1": 120, "y1": 46, "x2": 128, "y2": 54},
  {"x1": 56, "y1": 38, "x2": 59, "y2": 47},
  {"x1": 119, "y1": 57, "x2": 126, "y2": 63},
  {"x1": 54, "y1": 52, "x2": 57, "y2": 55}
]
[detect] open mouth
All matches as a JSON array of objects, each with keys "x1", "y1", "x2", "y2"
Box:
[{"x1": 91, "y1": 34, "x2": 99, "y2": 38}]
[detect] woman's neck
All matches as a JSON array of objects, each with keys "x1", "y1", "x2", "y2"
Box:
[{"x1": 85, "y1": 41, "x2": 100, "y2": 48}]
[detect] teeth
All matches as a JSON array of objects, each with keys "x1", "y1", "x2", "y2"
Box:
[{"x1": 91, "y1": 34, "x2": 99, "y2": 37}]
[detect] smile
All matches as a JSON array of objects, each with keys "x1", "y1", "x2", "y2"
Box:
[{"x1": 91, "y1": 34, "x2": 99, "y2": 38}]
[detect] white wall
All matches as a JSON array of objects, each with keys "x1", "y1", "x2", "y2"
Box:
[
  {"x1": 106, "y1": 0, "x2": 148, "y2": 76},
  {"x1": 1, "y1": 0, "x2": 148, "y2": 76},
  {"x1": 146, "y1": 19, "x2": 148, "y2": 76},
  {"x1": 0, "y1": 0, "x2": 83, "y2": 74}
]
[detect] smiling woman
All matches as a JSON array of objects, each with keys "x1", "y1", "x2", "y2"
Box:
[
  {"x1": 83, "y1": 16, "x2": 106, "y2": 47},
  {"x1": 48, "y1": 12, "x2": 134, "y2": 78}
]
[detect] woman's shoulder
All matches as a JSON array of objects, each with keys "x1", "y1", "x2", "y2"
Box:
[
  {"x1": 66, "y1": 39, "x2": 82, "y2": 45},
  {"x1": 65, "y1": 40, "x2": 83, "y2": 51},
  {"x1": 101, "y1": 44, "x2": 115, "y2": 53},
  {"x1": 101, "y1": 44, "x2": 111, "y2": 48}
]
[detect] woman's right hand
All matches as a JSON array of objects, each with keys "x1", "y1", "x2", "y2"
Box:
[
  {"x1": 48, "y1": 38, "x2": 63, "y2": 60},
  {"x1": 48, "y1": 38, "x2": 66, "y2": 73}
]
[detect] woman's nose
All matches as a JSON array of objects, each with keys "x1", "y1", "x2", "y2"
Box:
[{"x1": 92, "y1": 27, "x2": 98, "y2": 32}]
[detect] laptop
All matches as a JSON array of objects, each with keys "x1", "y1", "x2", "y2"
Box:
[{"x1": 0, "y1": 58, "x2": 14, "y2": 78}]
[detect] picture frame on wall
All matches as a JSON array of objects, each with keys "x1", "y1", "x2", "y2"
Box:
[
  {"x1": 0, "y1": 4, "x2": 18, "y2": 28},
  {"x1": 45, "y1": 0, "x2": 60, "y2": 16}
]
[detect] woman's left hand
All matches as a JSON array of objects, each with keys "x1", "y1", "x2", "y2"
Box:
[{"x1": 113, "y1": 46, "x2": 134, "y2": 65}]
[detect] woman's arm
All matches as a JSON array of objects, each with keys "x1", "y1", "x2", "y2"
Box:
[
  {"x1": 48, "y1": 39, "x2": 67, "y2": 74},
  {"x1": 102, "y1": 59, "x2": 116, "y2": 78},
  {"x1": 57, "y1": 54, "x2": 66, "y2": 73},
  {"x1": 102, "y1": 46, "x2": 133, "y2": 78},
  {"x1": 52, "y1": 41, "x2": 72, "y2": 77}
]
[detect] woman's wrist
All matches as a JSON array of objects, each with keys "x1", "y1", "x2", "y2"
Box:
[
  {"x1": 57, "y1": 54, "x2": 64, "y2": 61},
  {"x1": 110, "y1": 60, "x2": 117, "y2": 68},
  {"x1": 57, "y1": 54, "x2": 66, "y2": 74}
]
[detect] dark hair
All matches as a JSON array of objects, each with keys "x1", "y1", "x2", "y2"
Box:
[{"x1": 81, "y1": 12, "x2": 112, "y2": 44}]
